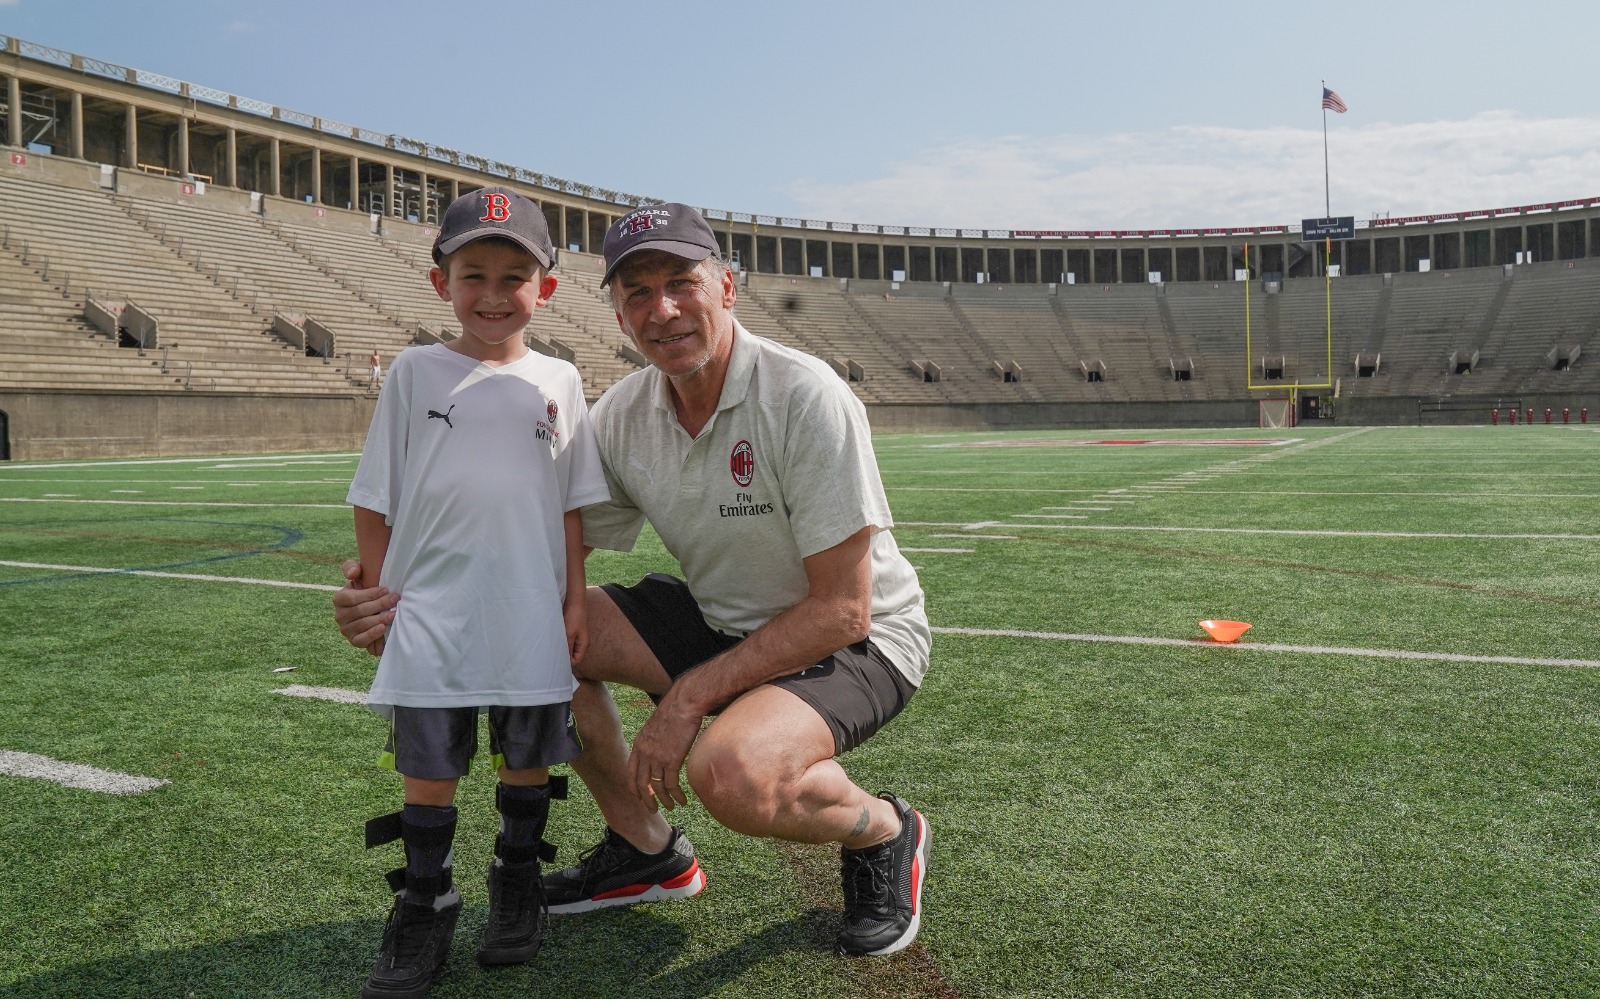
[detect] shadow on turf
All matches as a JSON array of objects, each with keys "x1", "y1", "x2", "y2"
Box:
[{"x1": 8, "y1": 905, "x2": 836, "y2": 999}]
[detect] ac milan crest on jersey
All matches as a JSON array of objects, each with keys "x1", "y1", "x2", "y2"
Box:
[
  {"x1": 730, "y1": 440, "x2": 755, "y2": 487},
  {"x1": 547, "y1": 399, "x2": 559, "y2": 425},
  {"x1": 479, "y1": 192, "x2": 513, "y2": 222}
]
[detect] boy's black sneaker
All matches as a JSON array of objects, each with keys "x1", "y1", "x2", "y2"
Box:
[
  {"x1": 835, "y1": 794, "x2": 930, "y2": 957},
  {"x1": 475, "y1": 861, "x2": 546, "y2": 966},
  {"x1": 544, "y1": 826, "x2": 707, "y2": 914},
  {"x1": 362, "y1": 888, "x2": 462, "y2": 999}
]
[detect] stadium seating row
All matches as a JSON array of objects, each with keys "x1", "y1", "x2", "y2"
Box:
[{"x1": 3, "y1": 170, "x2": 1598, "y2": 408}]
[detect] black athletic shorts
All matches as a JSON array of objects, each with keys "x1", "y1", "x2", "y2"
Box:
[
  {"x1": 382, "y1": 704, "x2": 582, "y2": 780},
  {"x1": 600, "y1": 573, "x2": 917, "y2": 755}
]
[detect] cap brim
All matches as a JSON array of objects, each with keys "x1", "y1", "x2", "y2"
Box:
[
  {"x1": 601, "y1": 240, "x2": 715, "y2": 285},
  {"x1": 433, "y1": 227, "x2": 553, "y2": 269}
]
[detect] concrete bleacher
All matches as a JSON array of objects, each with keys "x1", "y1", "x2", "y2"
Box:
[
  {"x1": 948, "y1": 283, "x2": 1082, "y2": 401},
  {"x1": 0, "y1": 175, "x2": 360, "y2": 394},
  {"x1": 740, "y1": 276, "x2": 944, "y2": 405},
  {"x1": 4, "y1": 164, "x2": 1599, "y2": 420},
  {"x1": 846, "y1": 283, "x2": 1008, "y2": 403},
  {"x1": 1487, "y1": 261, "x2": 1600, "y2": 397},
  {"x1": 118, "y1": 195, "x2": 412, "y2": 366},
  {"x1": 1057, "y1": 283, "x2": 1179, "y2": 401}
]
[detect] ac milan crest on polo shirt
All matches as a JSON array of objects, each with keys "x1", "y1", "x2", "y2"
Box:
[
  {"x1": 730, "y1": 440, "x2": 755, "y2": 487},
  {"x1": 547, "y1": 399, "x2": 559, "y2": 425}
]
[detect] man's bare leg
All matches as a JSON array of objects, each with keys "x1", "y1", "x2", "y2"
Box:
[
  {"x1": 567, "y1": 585, "x2": 675, "y2": 853},
  {"x1": 684, "y1": 685, "x2": 901, "y2": 849}
]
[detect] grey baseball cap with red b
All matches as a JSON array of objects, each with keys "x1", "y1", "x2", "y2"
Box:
[
  {"x1": 432, "y1": 186, "x2": 555, "y2": 269},
  {"x1": 601, "y1": 203, "x2": 721, "y2": 285}
]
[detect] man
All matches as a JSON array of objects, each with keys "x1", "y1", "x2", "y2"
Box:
[{"x1": 335, "y1": 203, "x2": 932, "y2": 957}]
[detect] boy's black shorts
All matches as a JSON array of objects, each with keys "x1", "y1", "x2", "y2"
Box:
[
  {"x1": 600, "y1": 573, "x2": 917, "y2": 756},
  {"x1": 382, "y1": 703, "x2": 581, "y2": 780}
]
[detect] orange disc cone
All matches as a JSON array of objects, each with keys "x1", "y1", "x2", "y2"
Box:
[{"x1": 1199, "y1": 619, "x2": 1251, "y2": 643}]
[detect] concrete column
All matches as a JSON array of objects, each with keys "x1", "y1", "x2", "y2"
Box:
[
  {"x1": 384, "y1": 162, "x2": 394, "y2": 216},
  {"x1": 69, "y1": 92, "x2": 84, "y2": 160},
  {"x1": 267, "y1": 138, "x2": 280, "y2": 197},
  {"x1": 6, "y1": 76, "x2": 20, "y2": 147},
  {"x1": 347, "y1": 155, "x2": 358, "y2": 209},
  {"x1": 311, "y1": 147, "x2": 321, "y2": 205},
  {"x1": 750, "y1": 225, "x2": 760, "y2": 273},
  {"x1": 177, "y1": 117, "x2": 189, "y2": 177},
  {"x1": 418, "y1": 170, "x2": 428, "y2": 222},
  {"x1": 124, "y1": 104, "x2": 138, "y2": 167},
  {"x1": 800, "y1": 235, "x2": 810, "y2": 276},
  {"x1": 224, "y1": 128, "x2": 237, "y2": 188},
  {"x1": 557, "y1": 205, "x2": 567, "y2": 250},
  {"x1": 448, "y1": 178, "x2": 458, "y2": 207}
]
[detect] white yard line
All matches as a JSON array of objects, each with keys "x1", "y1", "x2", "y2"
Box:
[
  {"x1": 0, "y1": 750, "x2": 169, "y2": 795},
  {"x1": 975, "y1": 524, "x2": 1600, "y2": 540},
  {"x1": 901, "y1": 547, "x2": 975, "y2": 553},
  {"x1": 0, "y1": 453, "x2": 361, "y2": 471},
  {"x1": 0, "y1": 498, "x2": 344, "y2": 509},
  {"x1": 1186, "y1": 490, "x2": 1600, "y2": 499},
  {"x1": 0, "y1": 561, "x2": 341, "y2": 590},
  {"x1": 276, "y1": 684, "x2": 367, "y2": 705},
  {"x1": 0, "y1": 478, "x2": 347, "y2": 485},
  {"x1": 931, "y1": 626, "x2": 1600, "y2": 669},
  {"x1": 886, "y1": 487, "x2": 1130, "y2": 494}
]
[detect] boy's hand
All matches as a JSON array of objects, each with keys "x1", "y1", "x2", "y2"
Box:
[
  {"x1": 333, "y1": 559, "x2": 397, "y2": 656},
  {"x1": 563, "y1": 597, "x2": 588, "y2": 665}
]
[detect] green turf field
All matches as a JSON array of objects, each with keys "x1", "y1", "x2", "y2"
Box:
[{"x1": 2, "y1": 425, "x2": 1598, "y2": 998}]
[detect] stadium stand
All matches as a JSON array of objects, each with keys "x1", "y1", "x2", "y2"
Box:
[{"x1": 0, "y1": 33, "x2": 1597, "y2": 456}]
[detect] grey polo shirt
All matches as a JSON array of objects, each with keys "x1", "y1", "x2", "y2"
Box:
[{"x1": 582, "y1": 322, "x2": 931, "y2": 686}]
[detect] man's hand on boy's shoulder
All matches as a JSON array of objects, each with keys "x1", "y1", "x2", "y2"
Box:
[{"x1": 333, "y1": 559, "x2": 397, "y2": 655}]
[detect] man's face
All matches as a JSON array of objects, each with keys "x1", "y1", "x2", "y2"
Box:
[
  {"x1": 429, "y1": 240, "x2": 555, "y2": 348},
  {"x1": 612, "y1": 253, "x2": 736, "y2": 381}
]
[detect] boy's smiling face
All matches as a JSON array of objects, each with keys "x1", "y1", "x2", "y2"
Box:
[{"x1": 429, "y1": 238, "x2": 557, "y2": 358}]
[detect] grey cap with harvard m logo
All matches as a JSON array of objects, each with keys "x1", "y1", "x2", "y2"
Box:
[
  {"x1": 432, "y1": 186, "x2": 555, "y2": 269},
  {"x1": 601, "y1": 203, "x2": 720, "y2": 285}
]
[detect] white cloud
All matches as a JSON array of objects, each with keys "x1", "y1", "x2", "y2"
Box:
[
  {"x1": 222, "y1": 19, "x2": 256, "y2": 34},
  {"x1": 784, "y1": 112, "x2": 1600, "y2": 231}
]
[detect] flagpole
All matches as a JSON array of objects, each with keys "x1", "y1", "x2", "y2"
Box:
[{"x1": 1322, "y1": 79, "x2": 1331, "y2": 217}]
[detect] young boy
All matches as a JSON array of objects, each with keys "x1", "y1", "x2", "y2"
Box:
[{"x1": 345, "y1": 186, "x2": 608, "y2": 999}]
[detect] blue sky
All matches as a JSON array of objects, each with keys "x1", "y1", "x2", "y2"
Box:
[{"x1": 6, "y1": 0, "x2": 1598, "y2": 229}]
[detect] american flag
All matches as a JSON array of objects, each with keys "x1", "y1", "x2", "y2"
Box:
[{"x1": 1321, "y1": 87, "x2": 1348, "y2": 113}]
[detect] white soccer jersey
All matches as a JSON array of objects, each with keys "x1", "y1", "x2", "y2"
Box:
[
  {"x1": 348, "y1": 344, "x2": 610, "y2": 710},
  {"x1": 582, "y1": 323, "x2": 931, "y2": 686}
]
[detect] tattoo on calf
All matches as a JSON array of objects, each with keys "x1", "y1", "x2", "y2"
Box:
[{"x1": 848, "y1": 807, "x2": 872, "y2": 839}]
